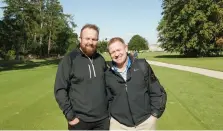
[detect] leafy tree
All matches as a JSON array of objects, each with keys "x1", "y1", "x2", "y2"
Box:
[
  {"x1": 157, "y1": 0, "x2": 223, "y2": 57},
  {"x1": 128, "y1": 35, "x2": 149, "y2": 51},
  {"x1": 97, "y1": 40, "x2": 108, "y2": 53},
  {"x1": 0, "y1": 0, "x2": 77, "y2": 59}
]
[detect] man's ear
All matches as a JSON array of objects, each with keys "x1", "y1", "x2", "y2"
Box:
[
  {"x1": 78, "y1": 37, "x2": 81, "y2": 44},
  {"x1": 125, "y1": 44, "x2": 128, "y2": 53}
]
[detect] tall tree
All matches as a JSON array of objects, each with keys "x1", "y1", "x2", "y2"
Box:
[
  {"x1": 157, "y1": 0, "x2": 223, "y2": 57},
  {"x1": 0, "y1": 0, "x2": 77, "y2": 59},
  {"x1": 2, "y1": 0, "x2": 29, "y2": 59}
]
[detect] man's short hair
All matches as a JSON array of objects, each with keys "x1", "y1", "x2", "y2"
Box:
[
  {"x1": 108, "y1": 37, "x2": 125, "y2": 47},
  {"x1": 80, "y1": 24, "x2": 99, "y2": 37}
]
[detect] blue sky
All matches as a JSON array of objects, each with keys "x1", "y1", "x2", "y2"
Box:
[{"x1": 0, "y1": 0, "x2": 163, "y2": 44}]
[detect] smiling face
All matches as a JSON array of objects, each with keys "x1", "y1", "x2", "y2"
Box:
[
  {"x1": 79, "y1": 28, "x2": 99, "y2": 57},
  {"x1": 108, "y1": 39, "x2": 128, "y2": 67}
]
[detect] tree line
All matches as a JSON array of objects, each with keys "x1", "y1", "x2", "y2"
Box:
[
  {"x1": 0, "y1": 0, "x2": 78, "y2": 60},
  {"x1": 0, "y1": 0, "x2": 149, "y2": 60},
  {"x1": 3, "y1": 0, "x2": 220, "y2": 60}
]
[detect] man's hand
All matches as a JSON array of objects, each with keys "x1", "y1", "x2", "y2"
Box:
[{"x1": 68, "y1": 118, "x2": 80, "y2": 126}]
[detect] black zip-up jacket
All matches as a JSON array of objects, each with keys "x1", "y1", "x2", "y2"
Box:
[
  {"x1": 105, "y1": 57, "x2": 162, "y2": 127},
  {"x1": 54, "y1": 49, "x2": 108, "y2": 122}
]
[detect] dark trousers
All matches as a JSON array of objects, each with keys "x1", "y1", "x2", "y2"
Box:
[{"x1": 68, "y1": 117, "x2": 110, "y2": 130}]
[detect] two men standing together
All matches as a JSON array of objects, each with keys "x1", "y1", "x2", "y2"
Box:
[{"x1": 54, "y1": 24, "x2": 166, "y2": 130}]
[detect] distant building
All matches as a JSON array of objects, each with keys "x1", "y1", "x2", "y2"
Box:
[{"x1": 149, "y1": 44, "x2": 164, "y2": 52}]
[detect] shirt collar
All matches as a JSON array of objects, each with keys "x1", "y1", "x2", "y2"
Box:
[{"x1": 112, "y1": 56, "x2": 131, "y2": 72}]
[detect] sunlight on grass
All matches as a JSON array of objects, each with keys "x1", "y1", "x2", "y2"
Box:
[{"x1": 0, "y1": 61, "x2": 222, "y2": 129}]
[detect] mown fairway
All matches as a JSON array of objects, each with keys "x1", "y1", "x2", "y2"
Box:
[{"x1": 0, "y1": 59, "x2": 222, "y2": 129}]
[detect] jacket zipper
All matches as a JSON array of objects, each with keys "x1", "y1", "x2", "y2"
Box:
[
  {"x1": 79, "y1": 48, "x2": 96, "y2": 78},
  {"x1": 112, "y1": 66, "x2": 136, "y2": 127},
  {"x1": 125, "y1": 83, "x2": 136, "y2": 127}
]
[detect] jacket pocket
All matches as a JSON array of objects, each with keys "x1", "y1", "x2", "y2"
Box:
[{"x1": 71, "y1": 74, "x2": 84, "y2": 84}]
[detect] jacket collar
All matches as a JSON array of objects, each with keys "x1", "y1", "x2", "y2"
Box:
[
  {"x1": 108, "y1": 53, "x2": 135, "y2": 71},
  {"x1": 111, "y1": 56, "x2": 131, "y2": 72}
]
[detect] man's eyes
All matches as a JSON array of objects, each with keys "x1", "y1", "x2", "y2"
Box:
[{"x1": 84, "y1": 38, "x2": 98, "y2": 41}]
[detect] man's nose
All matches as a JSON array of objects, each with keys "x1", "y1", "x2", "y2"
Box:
[
  {"x1": 115, "y1": 52, "x2": 119, "y2": 57},
  {"x1": 89, "y1": 39, "x2": 94, "y2": 45}
]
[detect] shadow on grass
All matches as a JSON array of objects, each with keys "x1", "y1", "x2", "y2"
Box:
[
  {"x1": 0, "y1": 58, "x2": 61, "y2": 72},
  {"x1": 154, "y1": 55, "x2": 223, "y2": 58}
]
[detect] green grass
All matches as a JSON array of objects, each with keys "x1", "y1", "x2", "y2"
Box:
[
  {"x1": 152, "y1": 66, "x2": 223, "y2": 129},
  {"x1": 0, "y1": 61, "x2": 223, "y2": 129},
  {"x1": 101, "y1": 52, "x2": 223, "y2": 71},
  {"x1": 0, "y1": 65, "x2": 67, "y2": 129}
]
